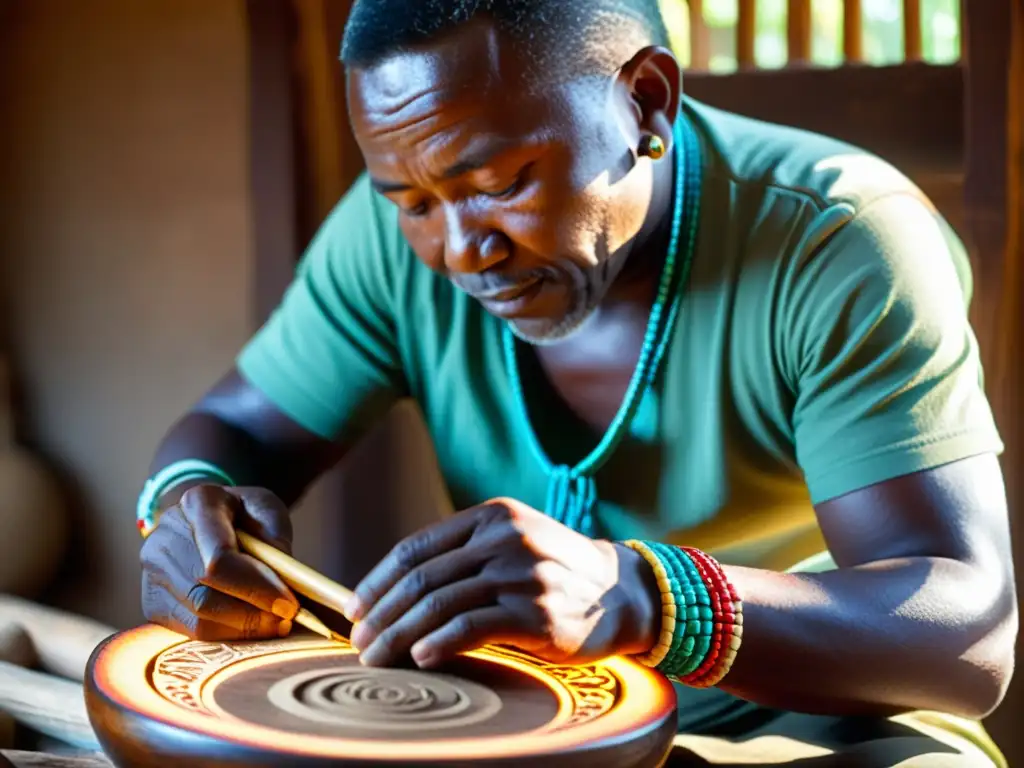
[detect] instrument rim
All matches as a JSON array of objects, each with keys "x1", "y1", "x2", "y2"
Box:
[{"x1": 85, "y1": 625, "x2": 677, "y2": 764}]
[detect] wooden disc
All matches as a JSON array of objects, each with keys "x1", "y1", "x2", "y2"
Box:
[{"x1": 85, "y1": 626, "x2": 677, "y2": 767}]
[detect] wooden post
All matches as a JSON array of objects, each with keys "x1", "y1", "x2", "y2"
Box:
[
  {"x1": 736, "y1": 0, "x2": 757, "y2": 68},
  {"x1": 962, "y1": 0, "x2": 1023, "y2": 761},
  {"x1": 787, "y1": 0, "x2": 813, "y2": 65},
  {"x1": 245, "y1": 0, "x2": 300, "y2": 324},
  {"x1": 902, "y1": 0, "x2": 922, "y2": 61},
  {"x1": 688, "y1": 0, "x2": 710, "y2": 71},
  {"x1": 843, "y1": 0, "x2": 863, "y2": 62}
]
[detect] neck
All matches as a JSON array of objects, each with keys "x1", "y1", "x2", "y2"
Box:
[{"x1": 602, "y1": 146, "x2": 678, "y2": 305}]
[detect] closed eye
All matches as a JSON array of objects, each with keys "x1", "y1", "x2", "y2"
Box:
[{"x1": 480, "y1": 163, "x2": 534, "y2": 200}]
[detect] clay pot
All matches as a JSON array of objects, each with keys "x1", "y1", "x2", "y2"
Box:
[{"x1": 0, "y1": 357, "x2": 67, "y2": 597}]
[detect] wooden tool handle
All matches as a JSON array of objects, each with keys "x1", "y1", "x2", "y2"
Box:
[
  {"x1": 236, "y1": 530, "x2": 354, "y2": 616},
  {"x1": 0, "y1": 599, "x2": 114, "y2": 682},
  {"x1": 0, "y1": 663, "x2": 99, "y2": 752}
]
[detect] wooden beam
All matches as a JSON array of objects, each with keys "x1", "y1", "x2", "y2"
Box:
[
  {"x1": 961, "y1": 0, "x2": 1023, "y2": 763},
  {"x1": 290, "y1": 0, "x2": 364, "y2": 242},
  {"x1": 245, "y1": 0, "x2": 300, "y2": 324},
  {"x1": 685, "y1": 63, "x2": 963, "y2": 169}
]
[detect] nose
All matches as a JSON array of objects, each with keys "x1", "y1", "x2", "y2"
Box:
[{"x1": 443, "y1": 203, "x2": 510, "y2": 274}]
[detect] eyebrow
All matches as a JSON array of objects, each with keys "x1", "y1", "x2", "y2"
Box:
[{"x1": 369, "y1": 141, "x2": 516, "y2": 195}]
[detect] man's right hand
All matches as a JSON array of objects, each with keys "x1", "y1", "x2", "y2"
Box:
[{"x1": 140, "y1": 484, "x2": 300, "y2": 641}]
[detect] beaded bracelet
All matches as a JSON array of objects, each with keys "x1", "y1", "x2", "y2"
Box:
[
  {"x1": 621, "y1": 540, "x2": 678, "y2": 667},
  {"x1": 136, "y1": 459, "x2": 236, "y2": 537},
  {"x1": 622, "y1": 540, "x2": 743, "y2": 688},
  {"x1": 681, "y1": 547, "x2": 743, "y2": 688},
  {"x1": 674, "y1": 546, "x2": 742, "y2": 688},
  {"x1": 646, "y1": 542, "x2": 713, "y2": 678}
]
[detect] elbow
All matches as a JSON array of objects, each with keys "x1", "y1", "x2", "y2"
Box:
[{"x1": 951, "y1": 594, "x2": 1018, "y2": 720}]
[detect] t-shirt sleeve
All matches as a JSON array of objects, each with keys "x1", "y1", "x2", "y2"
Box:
[
  {"x1": 781, "y1": 192, "x2": 1003, "y2": 505},
  {"x1": 236, "y1": 174, "x2": 408, "y2": 442}
]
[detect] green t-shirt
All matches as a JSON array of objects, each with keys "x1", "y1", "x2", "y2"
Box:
[
  {"x1": 237, "y1": 97, "x2": 1003, "y2": 728},
  {"x1": 239, "y1": 97, "x2": 1001, "y2": 570}
]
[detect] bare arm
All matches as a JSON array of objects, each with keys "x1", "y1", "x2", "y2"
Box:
[
  {"x1": 712, "y1": 453, "x2": 1018, "y2": 719},
  {"x1": 149, "y1": 367, "x2": 346, "y2": 508}
]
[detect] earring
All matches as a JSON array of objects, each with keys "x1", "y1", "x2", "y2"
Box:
[{"x1": 638, "y1": 134, "x2": 666, "y2": 160}]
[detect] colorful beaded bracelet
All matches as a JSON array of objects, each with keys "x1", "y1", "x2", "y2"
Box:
[
  {"x1": 135, "y1": 459, "x2": 235, "y2": 537},
  {"x1": 622, "y1": 540, "x2": 743, "y2": 688}
]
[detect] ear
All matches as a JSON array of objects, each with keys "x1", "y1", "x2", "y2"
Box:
[{"x1": 613, "y1": 46, "x2": 682, "y2": 157}]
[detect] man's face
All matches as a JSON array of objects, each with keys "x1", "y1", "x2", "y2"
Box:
[{"x1": 347, "y1": 19, "x2": 659, "y2": 344}]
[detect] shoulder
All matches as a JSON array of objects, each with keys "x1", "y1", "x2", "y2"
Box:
[
  {"x1": 687, "y1": 98, "x2": 970, "y2": 299},
  {"x1": 686, "y1": 97, "x2": 923, "y2": 217},
  {"x1": 309, "y1": 172, "x2": 409, "y2": 272}
]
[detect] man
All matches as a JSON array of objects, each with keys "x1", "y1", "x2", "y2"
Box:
[{"x1": 137, "y1": 0, "x2": 1017, "y2": 764}]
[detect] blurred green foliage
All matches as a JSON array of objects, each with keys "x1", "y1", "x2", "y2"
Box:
[{"x1": 659, "y1": 0, "x2": 961, "y2": 71}]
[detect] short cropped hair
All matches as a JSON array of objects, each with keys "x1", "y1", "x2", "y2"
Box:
[{"x1": 341, "y1": 0, "x2": 671, "y2": 81}]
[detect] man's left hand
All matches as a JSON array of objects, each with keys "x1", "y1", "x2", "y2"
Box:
[{"x1": 344, "y1": 498, "x2": 660, "y2": 668}]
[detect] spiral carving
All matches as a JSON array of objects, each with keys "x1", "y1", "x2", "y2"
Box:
[{"x1": 265, "y1": 667, "x2": 503, "y2": 731}]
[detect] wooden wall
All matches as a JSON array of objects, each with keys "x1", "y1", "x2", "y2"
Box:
[{"x1": 960, "y1": 0, "x2": 1023, "y2": 759}]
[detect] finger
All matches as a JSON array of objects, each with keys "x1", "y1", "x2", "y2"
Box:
[
  {"x1": 148, "y1": 561, "x2": 290, "y2": 638},
  {"x1": 407, "y1": 607, "x2": 537, "y2": 669},
  {"x1": 201, "y1": 551, "x2": 300, "y2": 621},
  {"x1": 160, "y1": 600, "x2": 257, "y2": 643},
  {"x1": 349, "y1": 511, "x2": 483, "y2": 621},
  {"x1": 184, "y1": 584, "x2": 291, "y2": 638},
  {"x1": 178, "y1": 485, "x2": 299, "y2": 620},
  {"x1": 143, "y1": 574, "x2": 252, "y2": 642},
  {"x1": 357, "y1": 577, "x2": 496, "y2": 666},
  {"x1": 141, "y1": 567, "x2": 181, "y2": 626},
  {"x1": 178, "y1": 484, "x2": 242, "y2": 565},
  {"x1": 228, "y1": 487, "x2": 294, "y2": 555},
  {"x1": 350, "y1": 547, "x2": 487, "y2": 651},
  {"x1": 142, "y1": 524, "x2": 293, "y2": 638}
]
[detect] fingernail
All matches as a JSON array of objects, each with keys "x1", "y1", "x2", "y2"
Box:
[
  {"x1": 343, "y1": 596, "x2": 362, "y2": 623},
  {"x1": 350, "y1": 622, "x2": 371, "y2": 651},
  {"x1": 411, "y1": 642, "x2": 435, "y2": 667},
  {"x1": 277, "y1": 619, "x2": 293, "y2": 637},
  {"x1": 272, "y1": 599, "x2": 298, "y2": 620},
  {"x1": 358, "y1": 645, "x2": 381, "y2": 667}
]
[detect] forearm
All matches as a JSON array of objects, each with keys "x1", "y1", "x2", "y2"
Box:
[
  {"x1": 149, "y1": 411, "x2": 327, "y2": 509},
  {"x1": 150, "y1": 412, "x2": 277, "y2": 494},
  {"x1": 715, "y1": 556, "x2": 1017, "y2": 719}
]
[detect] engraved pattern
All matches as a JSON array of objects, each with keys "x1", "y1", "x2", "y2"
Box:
[
  {"x1": 150, "y1": 638, "x2": 620, "y2": 728},
  {"x1": 153, "y1": 637, "x2": 344, "y2": 715},
  {"x1": 265, "y1": 667, "x2": 503, "y2": 730}
]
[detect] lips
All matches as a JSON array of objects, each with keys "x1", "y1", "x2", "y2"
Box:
[
  {"x1": 475, "y1": 277, "x2": 541, "y2": 303},
  {"x1": 473, "y1": 277, "x2": 544, "y2": 317}
]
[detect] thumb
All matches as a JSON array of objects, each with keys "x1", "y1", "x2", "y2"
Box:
[{"x1": 229, "y1": 487, "x2": 294, "y2": 555}]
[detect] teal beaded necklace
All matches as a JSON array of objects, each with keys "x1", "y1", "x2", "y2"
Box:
[{"x1": 502, "y1": 117, "x2": 703, "y2": 538}]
